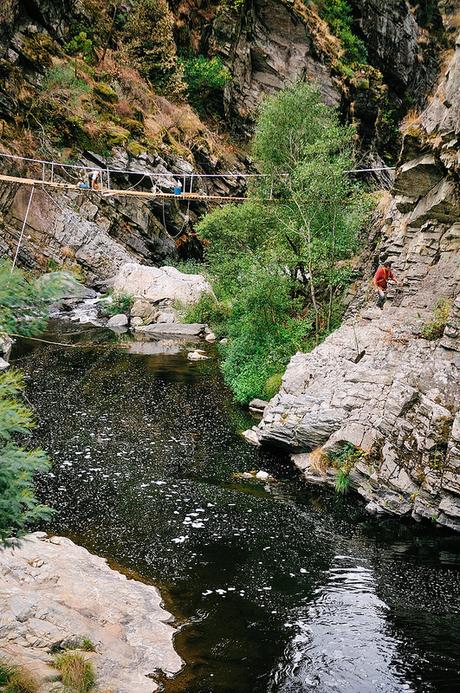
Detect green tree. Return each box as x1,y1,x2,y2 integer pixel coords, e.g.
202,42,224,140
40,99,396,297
194,82,370,403
0,260,71,544
123,0,185,97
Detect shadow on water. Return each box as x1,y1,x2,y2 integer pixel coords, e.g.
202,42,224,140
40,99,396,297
13,323,460,693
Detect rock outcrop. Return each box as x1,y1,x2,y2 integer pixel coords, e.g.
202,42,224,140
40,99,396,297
110,262,212,305
213,0,340,132
0,532,181,692
246,35,460,531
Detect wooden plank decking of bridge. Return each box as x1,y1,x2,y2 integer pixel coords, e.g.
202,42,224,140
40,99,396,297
0,173,247,201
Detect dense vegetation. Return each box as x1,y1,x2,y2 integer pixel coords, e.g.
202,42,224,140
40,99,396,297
0,261,70,545
188,83,370,403
318,0,368,65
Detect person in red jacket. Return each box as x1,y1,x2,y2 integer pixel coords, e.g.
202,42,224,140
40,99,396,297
373,261,398,308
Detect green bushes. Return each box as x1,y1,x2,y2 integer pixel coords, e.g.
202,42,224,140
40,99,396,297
318,0,367,65
421,298,452,340
0,660,39,693
195,82,370,403
100,292,133,318
0,260,70,545
328,443,363,494
181,55,230,112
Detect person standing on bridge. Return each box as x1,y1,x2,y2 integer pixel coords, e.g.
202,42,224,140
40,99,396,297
373,260,398,309
89,169,101,190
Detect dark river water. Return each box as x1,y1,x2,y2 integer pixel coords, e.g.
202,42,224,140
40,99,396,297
14,324,460,693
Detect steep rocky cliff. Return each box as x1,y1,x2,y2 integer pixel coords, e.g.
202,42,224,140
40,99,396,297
246,33,460,531
0,0,451,281
0,0,248,280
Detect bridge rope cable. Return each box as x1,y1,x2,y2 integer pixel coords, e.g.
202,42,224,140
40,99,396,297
0,150,396,208
0,150,395,181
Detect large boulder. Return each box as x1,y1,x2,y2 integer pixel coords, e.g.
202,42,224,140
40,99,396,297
111,263,212,306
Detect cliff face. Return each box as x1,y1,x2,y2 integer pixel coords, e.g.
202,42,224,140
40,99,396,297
0,0,248,280
208,0,442,157
0,0,450,280
248,35,460,531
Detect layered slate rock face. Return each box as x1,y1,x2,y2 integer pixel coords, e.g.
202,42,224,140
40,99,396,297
350,0,443,106
248,37,460,531
0,533,181,692
213,0,340,132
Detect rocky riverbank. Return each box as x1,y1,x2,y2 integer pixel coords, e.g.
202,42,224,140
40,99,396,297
244,34,460,531
0,533,182,692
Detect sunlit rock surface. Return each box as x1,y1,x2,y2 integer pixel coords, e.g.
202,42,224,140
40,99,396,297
0,533,181,692
111,263,212,305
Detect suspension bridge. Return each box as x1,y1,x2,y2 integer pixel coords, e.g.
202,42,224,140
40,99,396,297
0,151,395,203
0,150,395,271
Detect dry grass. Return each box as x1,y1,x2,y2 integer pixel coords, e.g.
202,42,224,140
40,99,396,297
0,660,39,693
308,447,330,475
294,0,342,61
400,108,421,135
448,9,460,29
53,651,96,693
100,51,155,112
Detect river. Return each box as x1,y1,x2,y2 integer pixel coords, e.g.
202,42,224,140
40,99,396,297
14,323,460,693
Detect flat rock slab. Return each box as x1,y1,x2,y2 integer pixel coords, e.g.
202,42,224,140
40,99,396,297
0,533,181,692
134,323,205,337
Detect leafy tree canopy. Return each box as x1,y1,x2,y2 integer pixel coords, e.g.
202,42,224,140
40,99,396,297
190,82,371,403
0,260,71,544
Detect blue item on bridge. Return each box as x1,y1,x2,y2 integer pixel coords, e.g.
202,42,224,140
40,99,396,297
174,184,182,196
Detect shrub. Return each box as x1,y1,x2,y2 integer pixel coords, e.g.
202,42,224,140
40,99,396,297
64,32,94,62
335,467,351,494
421,298,452,340
264,372,283,400
181,55,230,112
183,293,230,335
123,0,185,97
0,260,71,544
328,442,363,494
80,638,96,653
53,651,95,693
0,660,39,692
100,292,133,318
318,0,367,65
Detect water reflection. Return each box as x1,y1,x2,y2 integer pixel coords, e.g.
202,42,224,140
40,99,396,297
269,556,413,692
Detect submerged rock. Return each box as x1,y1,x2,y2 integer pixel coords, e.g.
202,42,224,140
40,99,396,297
0,533,181,692
135,323,206,338
187,349,209,361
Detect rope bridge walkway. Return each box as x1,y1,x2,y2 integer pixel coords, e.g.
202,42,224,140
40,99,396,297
0,151,395,203
1,151,395,271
